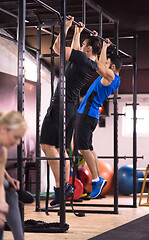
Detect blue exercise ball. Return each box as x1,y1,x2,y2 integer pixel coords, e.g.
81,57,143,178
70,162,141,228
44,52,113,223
118,165,144,196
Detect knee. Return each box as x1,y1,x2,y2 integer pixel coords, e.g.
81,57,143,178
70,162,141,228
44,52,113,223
40,144,54,154
40,143,46,153
80,149,88,155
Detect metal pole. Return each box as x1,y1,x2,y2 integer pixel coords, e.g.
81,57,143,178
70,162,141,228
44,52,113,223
82,0,86,25
0,7,18,19
34,0,131,58
0,33,16,42
34,0,62,21
36,26,41,211
51,26,55,97
6,155,144,162
118,49,132,59
113,21,119,214
45,25,55,212
86,0,118,22
133,34,138,208
99,12,103,37
34,0,113,44
59,0,66,229
17,0,26,228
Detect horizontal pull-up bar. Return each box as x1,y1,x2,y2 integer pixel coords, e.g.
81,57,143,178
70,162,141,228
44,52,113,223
86,0,118,23
34,0,131,58
34,0,115,45
40,53,59,58
34,0,62,21
65,15,110,44
7,155,143,161
107,35,135,40
34,0,109,43
118,49,132,58
122,62,133,67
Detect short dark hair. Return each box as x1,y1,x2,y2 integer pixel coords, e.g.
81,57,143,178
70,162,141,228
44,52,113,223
108,54,122,72
85,36,102,55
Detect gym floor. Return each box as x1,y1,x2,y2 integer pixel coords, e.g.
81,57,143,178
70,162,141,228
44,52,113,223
3,195,149,240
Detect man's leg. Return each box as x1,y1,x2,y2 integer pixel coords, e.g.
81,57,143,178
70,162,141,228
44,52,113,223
41,144,60,187
41,144,70,186
91,150,100,177
41,144,73,207
63,150,70,184
80,149,99,180
80,150,107,198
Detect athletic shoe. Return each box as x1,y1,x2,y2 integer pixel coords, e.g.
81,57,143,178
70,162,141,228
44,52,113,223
90,177,107,198
49,183,74,208
49,187,60,208
65,182,74,199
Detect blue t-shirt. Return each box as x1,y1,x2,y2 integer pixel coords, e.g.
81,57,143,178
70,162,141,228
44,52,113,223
78,74,120,119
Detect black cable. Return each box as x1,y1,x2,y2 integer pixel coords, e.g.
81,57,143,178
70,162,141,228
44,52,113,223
45,162,50,215
70,145,85,217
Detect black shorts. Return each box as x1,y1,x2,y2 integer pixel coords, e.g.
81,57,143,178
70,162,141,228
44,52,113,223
40,103,77,149
75,113,98,151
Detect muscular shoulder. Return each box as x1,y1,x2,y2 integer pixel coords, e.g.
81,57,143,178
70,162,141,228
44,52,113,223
101,77,112,86
101,73,120,87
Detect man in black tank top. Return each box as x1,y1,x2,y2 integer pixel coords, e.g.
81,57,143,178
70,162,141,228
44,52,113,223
40,16,102,207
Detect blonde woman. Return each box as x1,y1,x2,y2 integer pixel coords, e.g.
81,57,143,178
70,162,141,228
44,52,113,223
0,111,27,240
0,146,8,238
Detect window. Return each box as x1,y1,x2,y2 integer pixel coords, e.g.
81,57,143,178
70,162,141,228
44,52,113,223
25,57,37,82
122,105,149,137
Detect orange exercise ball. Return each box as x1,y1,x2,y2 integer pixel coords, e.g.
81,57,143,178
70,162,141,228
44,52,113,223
84,160,114,195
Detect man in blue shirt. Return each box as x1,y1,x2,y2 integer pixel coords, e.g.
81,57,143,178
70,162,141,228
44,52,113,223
76,39,122,198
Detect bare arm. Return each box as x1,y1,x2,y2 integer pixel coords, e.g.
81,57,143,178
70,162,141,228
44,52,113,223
53,16,74,61
96,39,114,83
0,148,9,228
5,169,20,191
71,22,85,50
0,148,7,202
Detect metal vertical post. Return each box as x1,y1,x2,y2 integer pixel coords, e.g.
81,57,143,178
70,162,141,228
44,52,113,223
51,26,55,97
82,0,86,25
17,0,26,225
133,34,138,208
46,26,55,211
36,26,41,211
99,12,102,37
59,0,66,228
113,21,119,214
